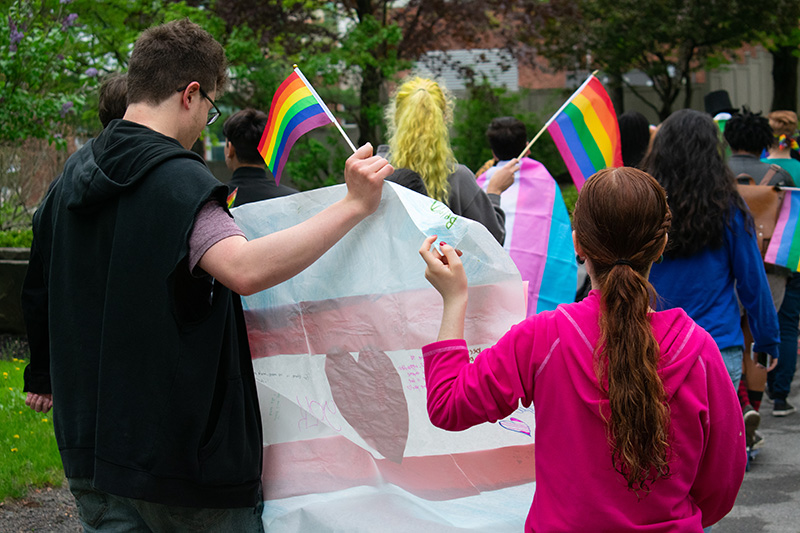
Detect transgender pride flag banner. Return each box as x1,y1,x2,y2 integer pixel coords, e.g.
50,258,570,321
232,182,532,532
478,158,577,315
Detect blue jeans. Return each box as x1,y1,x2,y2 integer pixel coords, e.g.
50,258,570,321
768,272,800,400
720,346,744,392
68,478,264,533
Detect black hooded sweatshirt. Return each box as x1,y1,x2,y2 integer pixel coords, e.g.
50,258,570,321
22,120,262,508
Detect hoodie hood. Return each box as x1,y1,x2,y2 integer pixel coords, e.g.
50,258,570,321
557,290,709,421
63,120,204,212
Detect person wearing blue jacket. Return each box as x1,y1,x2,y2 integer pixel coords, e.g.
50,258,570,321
643,109,780,454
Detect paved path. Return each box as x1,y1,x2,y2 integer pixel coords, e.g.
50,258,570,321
714,371,800,532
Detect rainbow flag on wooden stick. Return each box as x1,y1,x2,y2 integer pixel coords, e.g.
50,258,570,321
521,73,621,191
765,189,800,270
258,65,355,185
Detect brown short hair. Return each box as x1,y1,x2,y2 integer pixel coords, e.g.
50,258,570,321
222,109,269,165
98,73,128,128
768,110,798,138
127,18,227,106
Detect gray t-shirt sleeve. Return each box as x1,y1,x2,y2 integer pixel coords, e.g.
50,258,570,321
188,201,245,274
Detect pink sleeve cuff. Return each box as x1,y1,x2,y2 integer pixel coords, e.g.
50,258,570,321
422,339,467,358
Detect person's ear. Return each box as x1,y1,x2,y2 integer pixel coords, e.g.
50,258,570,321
658,232,668,256
572,230,583,257
225,140,236,161
179,81,200,109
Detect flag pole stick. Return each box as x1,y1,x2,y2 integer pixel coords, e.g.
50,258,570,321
517,70,599,160
293,65,357,153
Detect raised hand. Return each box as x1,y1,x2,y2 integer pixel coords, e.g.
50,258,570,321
343,143,394,217
486,158,519,196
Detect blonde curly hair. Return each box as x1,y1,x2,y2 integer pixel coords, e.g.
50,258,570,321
386,77,457,204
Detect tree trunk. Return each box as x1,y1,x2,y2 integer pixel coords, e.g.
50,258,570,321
608,70,624,114
771,46,798,112
682,73,693,111
358,63,384,146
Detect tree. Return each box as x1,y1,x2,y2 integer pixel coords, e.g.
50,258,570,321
0,0,99,147
531,0,779,120
757,2,800,111
450,78,565,179
1,0,225,219
208,0,529,146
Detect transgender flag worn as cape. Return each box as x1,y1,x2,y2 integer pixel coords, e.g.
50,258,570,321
478,157,577,315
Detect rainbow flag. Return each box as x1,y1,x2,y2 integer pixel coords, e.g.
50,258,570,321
258,67,334,185
226,187,238,209
765,189,800,270
546,75,622,191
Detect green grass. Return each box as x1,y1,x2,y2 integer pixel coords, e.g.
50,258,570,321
0,355,64,500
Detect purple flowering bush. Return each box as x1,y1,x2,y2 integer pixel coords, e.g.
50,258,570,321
1,1,98,149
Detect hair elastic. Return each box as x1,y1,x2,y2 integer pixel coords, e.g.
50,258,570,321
613,259,632,267
776,134,799,151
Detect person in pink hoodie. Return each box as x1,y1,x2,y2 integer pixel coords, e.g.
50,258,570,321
419,167,746,532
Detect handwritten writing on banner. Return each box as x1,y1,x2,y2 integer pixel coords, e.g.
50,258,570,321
296,395,342,432
429,199,459,229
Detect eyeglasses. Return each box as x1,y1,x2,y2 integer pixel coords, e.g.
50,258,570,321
176,85,221,126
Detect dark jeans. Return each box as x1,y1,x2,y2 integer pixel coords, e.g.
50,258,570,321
769,272,800,400
68,478,264,533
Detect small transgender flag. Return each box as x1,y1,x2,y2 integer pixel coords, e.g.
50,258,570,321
765,189,800,270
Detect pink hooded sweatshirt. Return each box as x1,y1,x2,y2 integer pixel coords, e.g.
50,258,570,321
423,290,746,532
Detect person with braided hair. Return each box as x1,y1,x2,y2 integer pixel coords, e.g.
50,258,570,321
763,110,800,417
725,107,794,186
418,167,745,531
764,110,800,184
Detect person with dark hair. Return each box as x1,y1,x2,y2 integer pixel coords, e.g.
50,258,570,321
223,108,297,207
643,109,779,454
618,110,651,168
479,116,576,315
725,108,793,186
21,18,392,531
98,72,128,128
725,108,793,430
386,167,429,196
485,116,527,160
419,167,745,531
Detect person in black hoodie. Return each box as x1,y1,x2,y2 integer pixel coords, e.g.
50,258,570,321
21,18,392,532
223,108,298,206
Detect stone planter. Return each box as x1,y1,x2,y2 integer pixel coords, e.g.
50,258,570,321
0,247,30,335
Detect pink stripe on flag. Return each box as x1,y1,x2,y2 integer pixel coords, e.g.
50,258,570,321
547,121,586,190
476,171,488,188
765,191,793,264
764,192,792,264
508,158,554,316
